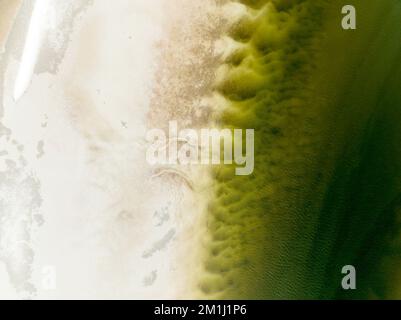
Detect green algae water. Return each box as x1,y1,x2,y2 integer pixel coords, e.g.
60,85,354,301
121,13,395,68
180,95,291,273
201,0,401,299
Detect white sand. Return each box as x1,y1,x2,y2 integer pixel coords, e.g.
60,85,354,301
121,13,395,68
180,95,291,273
0,0,220,299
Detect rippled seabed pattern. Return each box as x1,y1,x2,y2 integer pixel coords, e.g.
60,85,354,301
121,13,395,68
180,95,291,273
205,0,401,299
0,0,400,300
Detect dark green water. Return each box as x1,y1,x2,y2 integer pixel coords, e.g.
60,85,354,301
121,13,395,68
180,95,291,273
201,0,401,299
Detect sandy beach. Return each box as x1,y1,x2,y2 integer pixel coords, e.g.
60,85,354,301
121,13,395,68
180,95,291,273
0,0,221,299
